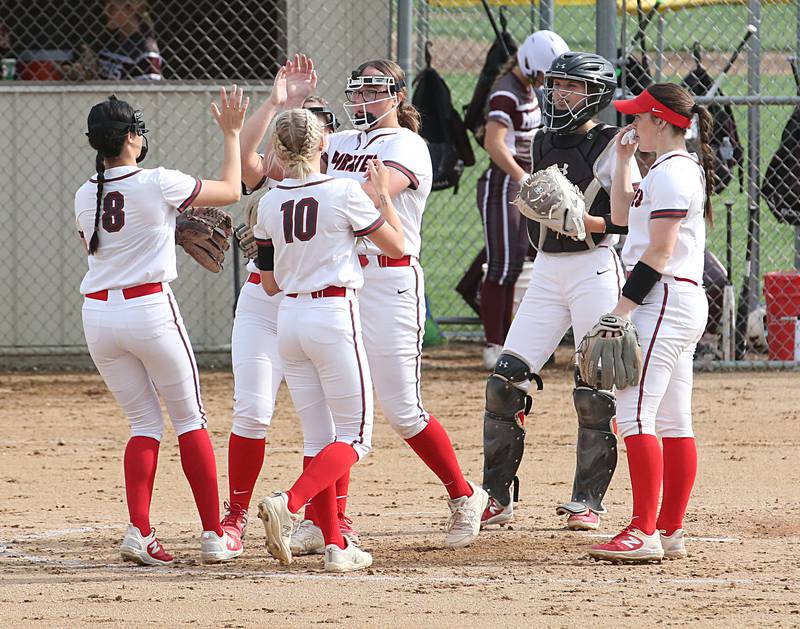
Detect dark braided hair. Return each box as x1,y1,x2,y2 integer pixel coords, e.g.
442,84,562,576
85,96,135,254
647,83,715,225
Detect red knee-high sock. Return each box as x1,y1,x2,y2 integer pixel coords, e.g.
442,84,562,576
286,443,358,513
302,456,316,523
405,417,472,500
124,436,160,536
335,470,351,520
657,437,697,534
227,433,265,511
481,279,511,346
311,483,345,549
624,434,663,535
178,429,223,536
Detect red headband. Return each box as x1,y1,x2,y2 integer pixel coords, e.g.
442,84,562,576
612,89,692,129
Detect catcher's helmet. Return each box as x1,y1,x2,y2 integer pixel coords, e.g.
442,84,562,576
542,52,616,134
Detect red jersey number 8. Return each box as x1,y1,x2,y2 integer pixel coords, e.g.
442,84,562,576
102,191,126,233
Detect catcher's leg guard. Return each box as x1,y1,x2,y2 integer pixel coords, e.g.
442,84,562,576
482,354,542,506
557,376,617,516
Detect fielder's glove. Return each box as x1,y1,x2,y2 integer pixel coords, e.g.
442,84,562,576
577,314,643,390
513,165,587,240
175,207,232,273
232,192,261,261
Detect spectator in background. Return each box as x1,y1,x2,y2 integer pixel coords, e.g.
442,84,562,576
96,0,162,80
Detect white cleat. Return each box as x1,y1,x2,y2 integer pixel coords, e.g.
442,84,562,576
446,481,489,548
660,528,687,559
290,519,325,556
588,526,664,563
200,530,243,563
120,524,174,566
324,538,373,573
257,492,295,565
480,496,513,528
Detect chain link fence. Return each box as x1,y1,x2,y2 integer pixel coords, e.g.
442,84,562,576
415,0,800,368
0,1,798,369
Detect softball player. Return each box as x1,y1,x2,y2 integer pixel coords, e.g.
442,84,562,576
588,84,712,563
254,109,405,572
75,87,248,565
477,31,569,369
480,52,642,532
241,58,488,552
221,63,341,549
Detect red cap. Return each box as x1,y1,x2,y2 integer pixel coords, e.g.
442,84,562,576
613,89,692,129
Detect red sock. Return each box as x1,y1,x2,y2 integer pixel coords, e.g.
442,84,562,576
227,433,265,510
405,417,472,500
336,470,350,519
286,442,358,513
124,436,160,536
480,279,511,346
311,483,344,549
178,429,222,536
624,434,663,535
657,437,697,534
302,456,316,522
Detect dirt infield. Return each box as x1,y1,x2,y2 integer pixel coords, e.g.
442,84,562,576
1,344,799,627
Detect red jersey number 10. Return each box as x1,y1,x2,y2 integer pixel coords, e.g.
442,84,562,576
280,196,319,243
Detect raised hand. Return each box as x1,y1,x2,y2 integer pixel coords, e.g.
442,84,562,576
269,66,287,108
211,85,250,135
284,54,318,108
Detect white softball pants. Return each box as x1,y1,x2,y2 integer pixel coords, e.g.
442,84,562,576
616,280,708,439
81,284,206,440
230,277,284,439
277,292,373,460
358,257,429,439
503,246,625,373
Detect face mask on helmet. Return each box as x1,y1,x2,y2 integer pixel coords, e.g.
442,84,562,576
86,108,150,162
305,105,341,132
542,76,614,134
343,74,401,131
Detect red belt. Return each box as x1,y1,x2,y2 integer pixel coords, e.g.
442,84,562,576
358,254,413,268
286,286,347,299
247,272,261,285
624,271,698,287
85,282,163,301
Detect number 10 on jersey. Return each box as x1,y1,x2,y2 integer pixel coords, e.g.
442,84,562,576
281,196,318,243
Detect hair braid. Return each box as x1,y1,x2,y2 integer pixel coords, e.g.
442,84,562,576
272,108,324,179
88,152,105,255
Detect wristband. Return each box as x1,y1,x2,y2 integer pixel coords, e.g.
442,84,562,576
621,261,661,304
602,214,628,235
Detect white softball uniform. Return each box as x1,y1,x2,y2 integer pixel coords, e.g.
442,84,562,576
75,165,205,440
324,126,435,439
504,142,641,373
616,151,709,439
253,174,384,458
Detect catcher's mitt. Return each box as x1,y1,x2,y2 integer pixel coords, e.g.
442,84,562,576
175,207,232,273
577,314,643,391
513,165,587,240
232,193,261,261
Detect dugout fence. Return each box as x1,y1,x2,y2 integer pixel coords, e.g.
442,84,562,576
0,0,798,369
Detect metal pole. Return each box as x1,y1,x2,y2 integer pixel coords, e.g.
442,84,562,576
748,0,761,306
388,0,395,59
596,0,617,124
397,0,414,95
540,0,554,31
795,0,800,268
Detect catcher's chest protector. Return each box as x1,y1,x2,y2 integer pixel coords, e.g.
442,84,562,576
527,125,617,253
